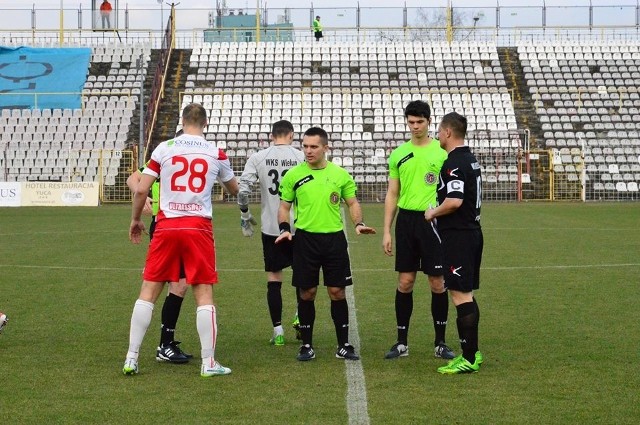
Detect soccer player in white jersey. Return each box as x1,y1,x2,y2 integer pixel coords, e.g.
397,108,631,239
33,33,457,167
238,120,305,346
123,103,239,377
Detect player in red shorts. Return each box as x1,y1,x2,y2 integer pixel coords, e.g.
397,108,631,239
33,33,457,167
122,103,239,377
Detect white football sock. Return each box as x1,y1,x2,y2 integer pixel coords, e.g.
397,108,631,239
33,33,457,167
197,304,217,364
126,299,154,360
274,325,284,336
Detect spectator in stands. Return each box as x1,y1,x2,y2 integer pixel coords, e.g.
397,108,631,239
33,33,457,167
425,112,484,374
125,130,193,365
100,0,113,29
275,127,376,362
237,120,305,346
313,16,323,41
123,103,239,377
382,100,455,361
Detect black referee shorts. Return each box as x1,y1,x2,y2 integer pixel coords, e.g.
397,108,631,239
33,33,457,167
394,208,444,276
262,232,293,272
441,229,483,292
292,229,353,288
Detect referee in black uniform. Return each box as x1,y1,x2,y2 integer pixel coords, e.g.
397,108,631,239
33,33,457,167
425,112,484,374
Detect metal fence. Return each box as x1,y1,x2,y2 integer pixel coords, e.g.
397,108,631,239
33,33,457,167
2,4,640,48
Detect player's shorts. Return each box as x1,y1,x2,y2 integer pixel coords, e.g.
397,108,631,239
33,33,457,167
441,228,483,293
394,208,444,275
262,232,293,272
143,216,217,284
148,216,185,280
292,229,353,288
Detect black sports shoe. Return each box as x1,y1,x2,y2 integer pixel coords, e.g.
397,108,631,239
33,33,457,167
434,342,456,360
173,340,193,359
156,341,190,363
335,343,360,360
296,344,316,361
384,342,409,359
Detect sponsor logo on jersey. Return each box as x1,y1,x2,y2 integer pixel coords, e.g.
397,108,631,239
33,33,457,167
169,202,203,212
424,171,437,184
330,191,340,204
397,152,414,168
293,175,314,190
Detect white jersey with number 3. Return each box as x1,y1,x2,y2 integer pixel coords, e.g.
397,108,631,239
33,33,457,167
143,134,234,220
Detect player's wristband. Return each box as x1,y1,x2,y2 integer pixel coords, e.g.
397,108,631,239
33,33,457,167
279,222,291,234
355,222,365,228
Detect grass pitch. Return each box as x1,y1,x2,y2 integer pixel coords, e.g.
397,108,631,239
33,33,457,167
0,202,639,424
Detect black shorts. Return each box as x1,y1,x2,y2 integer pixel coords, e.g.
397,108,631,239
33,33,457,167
441,229,483,292
395,208,444,275
315,31,323,40
292,229,353,288
149,216,157,240
262,233,293,272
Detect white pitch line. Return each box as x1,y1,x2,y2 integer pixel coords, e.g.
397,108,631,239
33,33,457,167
341,208,370,425
0,263,639,272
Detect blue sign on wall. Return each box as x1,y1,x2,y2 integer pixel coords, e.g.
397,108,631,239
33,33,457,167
0,46,91,110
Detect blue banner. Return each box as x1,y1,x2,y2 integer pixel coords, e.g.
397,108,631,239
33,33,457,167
0,46,91,110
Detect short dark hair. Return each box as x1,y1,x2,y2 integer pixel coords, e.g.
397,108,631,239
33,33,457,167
404,100,431,119
440,112,468,139
182,103,207,127
303,127,328,145
272,120,294,138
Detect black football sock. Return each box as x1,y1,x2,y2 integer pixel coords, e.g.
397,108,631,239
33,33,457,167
456,301,479,364
331,299,350,347
160,293,184,346
395,289,413,345
432,290,449,346
473,296,480,350
267,281,283,327
298,298,315,346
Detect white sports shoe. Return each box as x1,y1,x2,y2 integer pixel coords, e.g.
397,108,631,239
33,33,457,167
201,361,232,377
123,358,139,375
0,313,7,333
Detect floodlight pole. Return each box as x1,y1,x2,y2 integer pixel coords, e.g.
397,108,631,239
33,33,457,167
137,53,145,166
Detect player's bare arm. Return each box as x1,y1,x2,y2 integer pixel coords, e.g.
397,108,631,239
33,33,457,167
129,173,155,243
126,169,153,214
382,178,400,256
424,198,463,222
275,200,293,243
221,177,240,196
344,196,376,235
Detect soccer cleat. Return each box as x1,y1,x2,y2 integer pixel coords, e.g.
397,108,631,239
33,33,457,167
201,361,232,377
173,340,193,359
475,351,484,365
123,358,139,375
156,341,190,363
296,344,316,361
292,314,302,340
0,312,7,333
434,343,456,359
270,334,285,346
384,342,409,359
437,355,480,374
335,343,360,360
